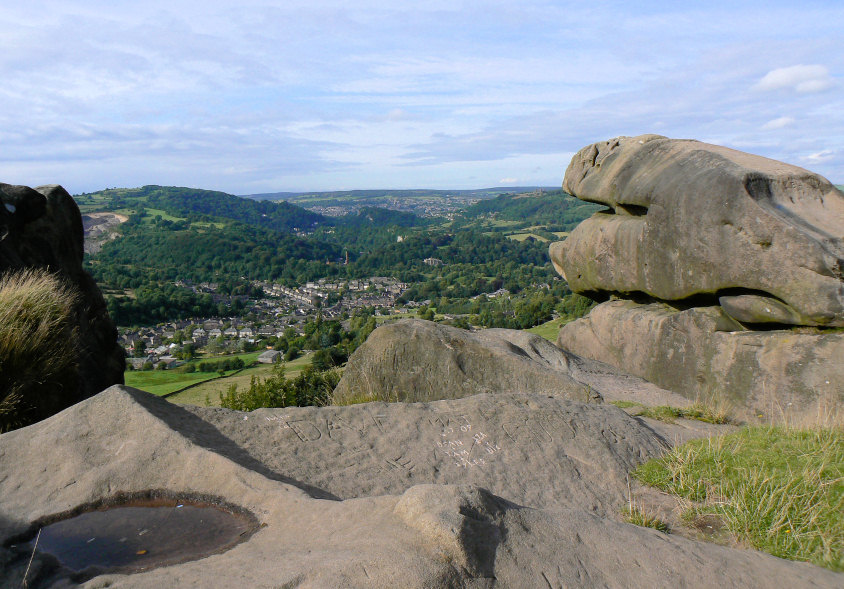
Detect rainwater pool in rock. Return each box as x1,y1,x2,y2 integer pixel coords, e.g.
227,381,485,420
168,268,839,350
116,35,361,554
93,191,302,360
24,498,259,576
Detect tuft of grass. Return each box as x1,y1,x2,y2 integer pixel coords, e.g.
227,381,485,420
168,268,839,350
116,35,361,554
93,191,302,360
610,400,733,424
609,400,639,409
622,504,670,533
634,426,843,571
0,268,80,432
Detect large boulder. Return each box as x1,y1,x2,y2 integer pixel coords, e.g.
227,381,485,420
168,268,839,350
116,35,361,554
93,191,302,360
550,134,844,326
332,319,600,405
557,299,844,419
0,183,124,429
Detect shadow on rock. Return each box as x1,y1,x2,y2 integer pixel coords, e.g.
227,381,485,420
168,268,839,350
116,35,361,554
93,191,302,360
125,387,341,501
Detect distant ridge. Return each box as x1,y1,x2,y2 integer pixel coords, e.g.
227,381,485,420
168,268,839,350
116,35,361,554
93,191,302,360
241,187,557,201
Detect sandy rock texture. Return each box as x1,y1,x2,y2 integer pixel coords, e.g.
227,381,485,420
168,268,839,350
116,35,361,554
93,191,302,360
0,183,124,414
333,318,601,404
2,385,841,588
557,300,844,418
550,136,844,415
551,134,844,326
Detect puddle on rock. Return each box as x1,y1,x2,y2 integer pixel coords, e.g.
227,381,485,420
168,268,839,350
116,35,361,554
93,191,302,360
10,495,260,578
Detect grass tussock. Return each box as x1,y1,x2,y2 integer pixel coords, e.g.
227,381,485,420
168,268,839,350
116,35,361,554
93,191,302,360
0,268,80,432
610,400,733,425
622,504,670,534
634,425,844,571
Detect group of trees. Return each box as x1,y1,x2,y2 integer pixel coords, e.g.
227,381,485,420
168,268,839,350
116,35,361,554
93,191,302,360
426,282,580,330
218,364,342,411
79,185,602,332
455,190,602,231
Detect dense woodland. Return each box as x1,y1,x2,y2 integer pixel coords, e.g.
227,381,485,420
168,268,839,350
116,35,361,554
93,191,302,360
77,186,597,328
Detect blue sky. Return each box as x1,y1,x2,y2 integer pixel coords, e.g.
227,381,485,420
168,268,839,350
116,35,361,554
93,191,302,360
1,1,842,194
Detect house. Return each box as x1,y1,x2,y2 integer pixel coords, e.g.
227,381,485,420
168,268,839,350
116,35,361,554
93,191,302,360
257,350,282,364
223,327,239,337
208,328,222,338
239,327,254,338
127,355,156,370
157,356,184,369
203,319,223,331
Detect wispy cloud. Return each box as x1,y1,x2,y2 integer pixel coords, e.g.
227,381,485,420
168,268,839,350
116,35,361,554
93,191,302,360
761,116,795,130
0,1,842,192
753,65,835,93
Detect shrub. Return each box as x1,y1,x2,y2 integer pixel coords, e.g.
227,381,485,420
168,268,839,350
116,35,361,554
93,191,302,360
219,364,341,411
0,269,80,432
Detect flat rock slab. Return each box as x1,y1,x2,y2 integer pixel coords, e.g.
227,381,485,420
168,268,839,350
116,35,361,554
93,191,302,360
188,391,666,514
2,386,841,588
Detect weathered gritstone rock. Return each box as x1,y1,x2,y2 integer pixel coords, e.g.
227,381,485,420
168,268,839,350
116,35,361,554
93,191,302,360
2,386,841,588
0,183,124,415
557,299,844,418
192,390,665,514
333,318,600,404
550,134,844,326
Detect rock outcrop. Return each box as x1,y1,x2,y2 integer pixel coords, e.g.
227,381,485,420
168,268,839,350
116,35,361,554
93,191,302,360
333,319,601,405
558,299,844,417
551,134,844,326
550,136,844,414
2,386,840,588
0,183,124,427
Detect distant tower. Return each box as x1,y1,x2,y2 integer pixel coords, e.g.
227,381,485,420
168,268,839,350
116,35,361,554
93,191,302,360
345,250,349,265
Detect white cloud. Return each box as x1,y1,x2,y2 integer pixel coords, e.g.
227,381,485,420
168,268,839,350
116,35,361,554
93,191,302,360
498,177,518,184
1,2,843,191
803,149,834,163
753,65,834,93
761,116,795,130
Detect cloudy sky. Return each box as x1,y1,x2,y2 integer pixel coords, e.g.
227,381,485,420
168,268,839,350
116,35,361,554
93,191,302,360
1,1,842,195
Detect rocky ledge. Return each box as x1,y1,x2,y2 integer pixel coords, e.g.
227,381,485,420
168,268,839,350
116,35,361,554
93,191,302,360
550,136,844,418
2,386,840,588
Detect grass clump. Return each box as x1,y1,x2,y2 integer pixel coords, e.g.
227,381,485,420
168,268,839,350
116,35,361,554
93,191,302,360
622,504,670,534
0,268,80,432
610,400,732,424
634,426,843,571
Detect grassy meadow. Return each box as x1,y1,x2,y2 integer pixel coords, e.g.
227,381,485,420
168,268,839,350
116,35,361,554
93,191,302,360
124,351,267,399
167,352,314,406
526,316,568,341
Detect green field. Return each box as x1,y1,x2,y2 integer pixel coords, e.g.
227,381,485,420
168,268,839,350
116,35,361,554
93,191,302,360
124,351,264,397
526,316,568,341
167,352,314,407
124,370,221,396
506,232,549,242
143,208,186,222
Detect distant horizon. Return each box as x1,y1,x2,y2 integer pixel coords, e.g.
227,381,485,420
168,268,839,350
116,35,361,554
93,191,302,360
71,179,844,200
73,184,563,198
2,2,842,194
